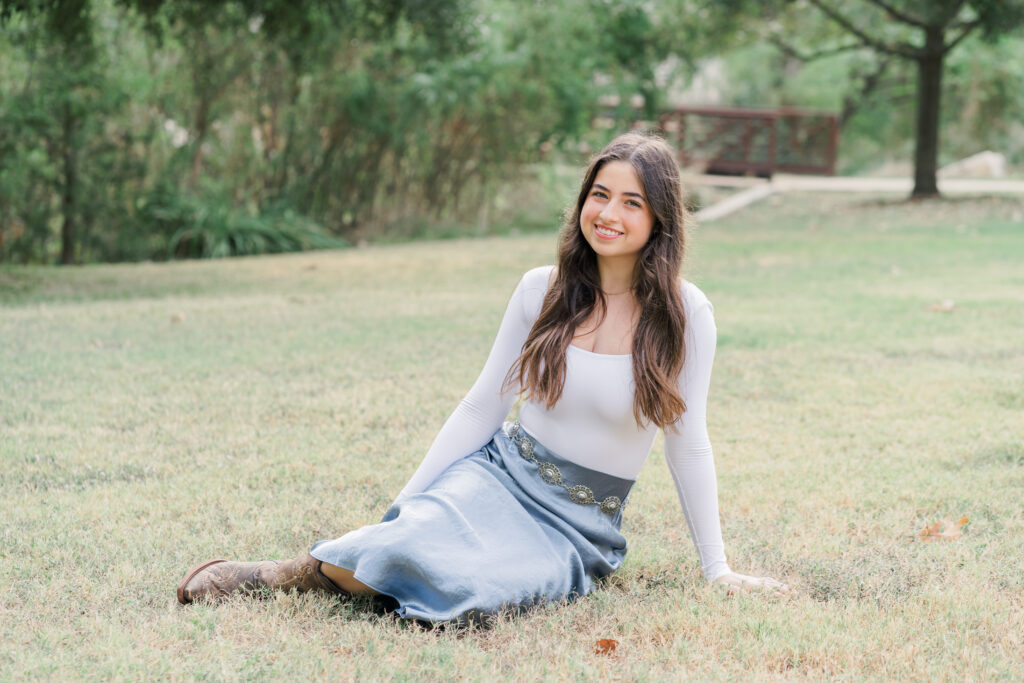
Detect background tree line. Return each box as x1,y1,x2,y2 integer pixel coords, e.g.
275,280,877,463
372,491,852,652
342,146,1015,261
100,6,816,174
0,0,715,264
1,0,1022,265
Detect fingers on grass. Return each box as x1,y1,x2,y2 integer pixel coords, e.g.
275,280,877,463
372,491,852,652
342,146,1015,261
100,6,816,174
721,577,792,597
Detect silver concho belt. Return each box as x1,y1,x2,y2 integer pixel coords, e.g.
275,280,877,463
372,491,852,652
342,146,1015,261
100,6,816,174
507,421,624,515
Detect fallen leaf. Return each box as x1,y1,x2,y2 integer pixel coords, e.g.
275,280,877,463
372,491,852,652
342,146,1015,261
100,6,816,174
594,639,618,655
925,299,955,313
921,517,968,541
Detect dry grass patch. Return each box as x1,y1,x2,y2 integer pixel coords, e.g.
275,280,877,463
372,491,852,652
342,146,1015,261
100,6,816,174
2,193,1023,679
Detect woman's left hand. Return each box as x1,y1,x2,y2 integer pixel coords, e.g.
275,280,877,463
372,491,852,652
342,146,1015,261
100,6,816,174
713,572,790,595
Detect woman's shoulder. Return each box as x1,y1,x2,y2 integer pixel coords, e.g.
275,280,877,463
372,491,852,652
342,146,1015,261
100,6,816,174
675,278,716,331
679,278,712,308
520,264,556,292
512,265,555,322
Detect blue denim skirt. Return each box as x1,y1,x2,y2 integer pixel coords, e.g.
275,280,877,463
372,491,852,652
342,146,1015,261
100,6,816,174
310,422,634,624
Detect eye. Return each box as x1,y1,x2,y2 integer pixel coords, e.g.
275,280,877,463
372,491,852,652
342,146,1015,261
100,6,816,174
626,199,643,208
591,189,608,199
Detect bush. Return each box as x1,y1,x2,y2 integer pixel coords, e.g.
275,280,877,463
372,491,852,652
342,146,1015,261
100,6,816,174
140,190,347,259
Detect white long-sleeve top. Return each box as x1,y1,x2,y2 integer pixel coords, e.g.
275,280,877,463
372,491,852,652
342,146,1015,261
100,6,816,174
397,265,730,581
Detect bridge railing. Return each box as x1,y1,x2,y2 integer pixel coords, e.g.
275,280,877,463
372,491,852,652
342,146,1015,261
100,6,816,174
659,105,839,177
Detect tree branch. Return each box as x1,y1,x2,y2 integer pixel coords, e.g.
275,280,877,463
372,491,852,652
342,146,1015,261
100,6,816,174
767,34,865,62
862,0,929,29
943,18,980,54
939,0,969,26
806,0,924,58
840,56,891,126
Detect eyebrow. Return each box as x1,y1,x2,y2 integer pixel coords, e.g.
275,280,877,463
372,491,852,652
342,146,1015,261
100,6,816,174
592,183,645,200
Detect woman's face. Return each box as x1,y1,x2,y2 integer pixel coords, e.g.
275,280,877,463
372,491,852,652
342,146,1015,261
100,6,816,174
579,161,654,266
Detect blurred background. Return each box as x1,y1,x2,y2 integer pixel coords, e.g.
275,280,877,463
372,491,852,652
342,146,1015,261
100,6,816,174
1,0,1022,265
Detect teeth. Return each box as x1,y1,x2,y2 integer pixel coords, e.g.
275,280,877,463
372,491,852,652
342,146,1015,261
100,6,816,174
595,225,622,237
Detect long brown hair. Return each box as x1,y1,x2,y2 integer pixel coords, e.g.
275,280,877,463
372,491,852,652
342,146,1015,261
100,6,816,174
506,132,690,428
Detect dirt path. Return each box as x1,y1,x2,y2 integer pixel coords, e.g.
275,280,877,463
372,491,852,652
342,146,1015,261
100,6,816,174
689,173,1024,222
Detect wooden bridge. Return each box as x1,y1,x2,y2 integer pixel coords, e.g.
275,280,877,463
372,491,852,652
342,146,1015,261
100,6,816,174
659,105,839,177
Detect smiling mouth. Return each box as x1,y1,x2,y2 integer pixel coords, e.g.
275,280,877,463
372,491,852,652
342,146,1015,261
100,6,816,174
594,224,623,239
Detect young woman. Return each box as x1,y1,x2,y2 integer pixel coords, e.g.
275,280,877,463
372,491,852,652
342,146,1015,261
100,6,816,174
177,132,788,622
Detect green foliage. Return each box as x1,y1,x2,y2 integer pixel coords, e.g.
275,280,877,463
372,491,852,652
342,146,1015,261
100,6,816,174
4,0,1023,263
943,32,1024,165
0,2,132,263
0,0,663,264
713,0,1024,175
141,190,347,259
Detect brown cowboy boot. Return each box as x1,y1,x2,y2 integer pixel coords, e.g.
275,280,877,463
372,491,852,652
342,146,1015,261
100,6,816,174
177,553,345,604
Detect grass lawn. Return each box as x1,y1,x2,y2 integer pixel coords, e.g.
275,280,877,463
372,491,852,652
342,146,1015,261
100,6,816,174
1,193,1023,680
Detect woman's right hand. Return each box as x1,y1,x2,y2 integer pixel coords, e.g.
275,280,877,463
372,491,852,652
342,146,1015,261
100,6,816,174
713,572,791,595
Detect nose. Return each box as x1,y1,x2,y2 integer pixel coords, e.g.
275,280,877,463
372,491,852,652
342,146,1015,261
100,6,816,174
598,200,619,224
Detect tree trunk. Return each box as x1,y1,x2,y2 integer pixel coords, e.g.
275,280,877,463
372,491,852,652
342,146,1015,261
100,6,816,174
190,94,210,189
912,29,944,198
189,31,213,190
271,79,302,199
60,99,77,264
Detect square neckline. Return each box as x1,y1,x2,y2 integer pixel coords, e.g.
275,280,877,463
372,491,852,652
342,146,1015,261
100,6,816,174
567,344,632,359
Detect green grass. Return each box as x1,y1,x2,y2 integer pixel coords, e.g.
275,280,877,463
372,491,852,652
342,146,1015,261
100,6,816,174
2,193,1023,680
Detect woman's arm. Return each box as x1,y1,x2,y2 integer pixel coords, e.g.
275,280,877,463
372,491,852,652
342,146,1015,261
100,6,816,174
663,289,731,581
394,267,550,500
665,287,789,593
